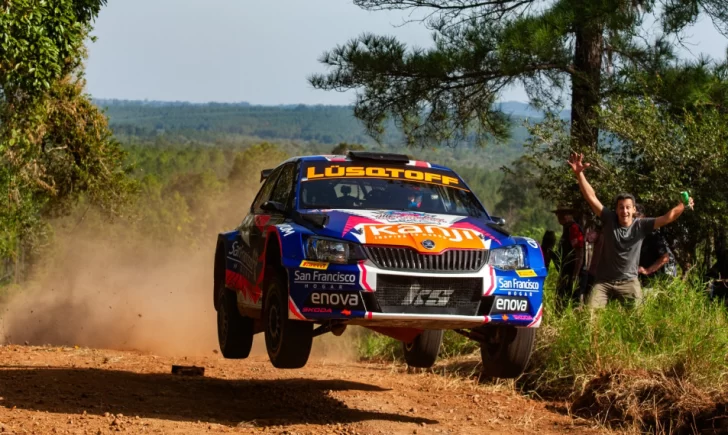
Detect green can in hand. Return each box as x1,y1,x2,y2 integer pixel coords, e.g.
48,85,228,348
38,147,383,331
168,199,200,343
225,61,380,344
681,191,690,206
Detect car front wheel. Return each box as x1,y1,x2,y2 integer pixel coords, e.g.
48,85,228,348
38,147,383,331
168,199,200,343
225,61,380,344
264,275,313,369
480,326,535,378
403,329,443,368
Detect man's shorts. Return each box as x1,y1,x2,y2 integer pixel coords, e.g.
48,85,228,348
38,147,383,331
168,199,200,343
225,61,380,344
587,278,642,309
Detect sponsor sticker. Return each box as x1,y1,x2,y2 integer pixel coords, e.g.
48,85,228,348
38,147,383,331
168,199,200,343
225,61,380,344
299,260,329,270
278,224,295,237
490,296,530,314
524,238,539,249
371,211,446,225
402,287,454,307
358,224,487,253
516,269,537,278
303,164,463,188
497,277,540,290
293,270,358,290
303,291,365,312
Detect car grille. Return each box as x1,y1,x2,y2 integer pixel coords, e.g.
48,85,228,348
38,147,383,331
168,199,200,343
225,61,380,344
374,275,482,315
364,246,488,272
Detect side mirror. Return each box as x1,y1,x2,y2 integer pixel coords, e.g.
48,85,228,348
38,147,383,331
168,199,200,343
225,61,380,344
491,216,506,226
261,201,287,215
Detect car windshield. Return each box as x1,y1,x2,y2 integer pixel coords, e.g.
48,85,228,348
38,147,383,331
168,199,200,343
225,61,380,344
298,162,487,218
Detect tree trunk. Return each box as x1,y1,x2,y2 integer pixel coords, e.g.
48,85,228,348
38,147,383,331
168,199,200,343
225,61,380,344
570,23,603,151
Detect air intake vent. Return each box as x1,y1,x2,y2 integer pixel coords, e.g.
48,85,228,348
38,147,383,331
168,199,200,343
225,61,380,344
364,246,488,273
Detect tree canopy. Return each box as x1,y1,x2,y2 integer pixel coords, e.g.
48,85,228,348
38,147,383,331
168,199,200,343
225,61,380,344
0,0,134,259
310,0,728,150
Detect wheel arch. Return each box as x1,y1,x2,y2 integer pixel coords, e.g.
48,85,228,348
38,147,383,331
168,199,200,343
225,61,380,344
262,230,286,300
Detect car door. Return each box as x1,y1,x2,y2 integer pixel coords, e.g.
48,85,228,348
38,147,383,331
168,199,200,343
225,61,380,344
239,163,297,306
237,167,281,295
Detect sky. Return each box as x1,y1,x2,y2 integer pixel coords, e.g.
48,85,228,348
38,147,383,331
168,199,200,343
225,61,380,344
85,0,728,106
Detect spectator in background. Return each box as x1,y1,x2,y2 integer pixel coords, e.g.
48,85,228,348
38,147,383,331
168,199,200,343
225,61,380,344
580,224,603,303
635,204,677,289
541,230,557,270
552,206,585,310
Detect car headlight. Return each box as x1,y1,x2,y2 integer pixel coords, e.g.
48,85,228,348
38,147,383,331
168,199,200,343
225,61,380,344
488,245,525,270
306,237,366,264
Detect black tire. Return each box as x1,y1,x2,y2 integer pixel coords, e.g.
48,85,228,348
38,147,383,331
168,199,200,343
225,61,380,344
217,290,254,359
213,242,225,310
403,329,443,368
264,276,313,369
480,326,535,379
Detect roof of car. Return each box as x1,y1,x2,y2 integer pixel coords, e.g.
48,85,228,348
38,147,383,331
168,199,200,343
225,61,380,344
288,154,452,171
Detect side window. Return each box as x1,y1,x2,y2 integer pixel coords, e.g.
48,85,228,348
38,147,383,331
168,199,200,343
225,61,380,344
269,163,297,210
252,168,281,213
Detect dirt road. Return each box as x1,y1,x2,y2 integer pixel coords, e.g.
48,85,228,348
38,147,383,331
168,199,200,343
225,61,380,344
0,345,609,435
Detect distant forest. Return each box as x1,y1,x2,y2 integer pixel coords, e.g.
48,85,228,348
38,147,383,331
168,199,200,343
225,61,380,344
97,99,559,237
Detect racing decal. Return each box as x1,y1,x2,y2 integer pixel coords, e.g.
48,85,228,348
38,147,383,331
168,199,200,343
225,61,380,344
483,266,497,296
293,269,358,290
515,269,537,278
351,223,489,254
321,155,348,162
497,277,540,290
288,296,306,320
524,238,539,249
527,305,543,328
225,270,259,303
341,214,380,237
357,262,373,292
301,162,464,189
304,291,365,312
408,160,431,168
278,224,295,237
402,286,454,307
370,211,446,225
299,260,329,270
451,221,503,245
490,296,529,313
254,215,271,231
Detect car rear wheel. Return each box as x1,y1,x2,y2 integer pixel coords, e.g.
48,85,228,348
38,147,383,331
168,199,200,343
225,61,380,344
217,290,254,359
264,275,313,369
403,329,443,368
480,326,535,379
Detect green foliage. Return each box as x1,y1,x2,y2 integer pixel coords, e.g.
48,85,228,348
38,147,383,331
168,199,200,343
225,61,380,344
311,0,728,150
0,0,105,96
0,1,134,264
526,93,728,266
229,143,289,188
530,274,728,394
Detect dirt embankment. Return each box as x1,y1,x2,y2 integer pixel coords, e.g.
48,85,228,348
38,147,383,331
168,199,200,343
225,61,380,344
0,345,606,434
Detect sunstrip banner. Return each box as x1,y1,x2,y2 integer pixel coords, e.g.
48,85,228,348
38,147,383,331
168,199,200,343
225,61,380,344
301,162,465,189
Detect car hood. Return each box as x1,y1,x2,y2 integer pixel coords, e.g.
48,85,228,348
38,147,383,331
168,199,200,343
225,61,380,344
298,209,509,253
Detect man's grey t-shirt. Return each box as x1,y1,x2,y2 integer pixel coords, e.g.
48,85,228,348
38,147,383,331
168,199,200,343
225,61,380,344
595,207,655,282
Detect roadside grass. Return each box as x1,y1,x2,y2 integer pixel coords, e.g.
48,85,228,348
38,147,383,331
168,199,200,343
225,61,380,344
355,270,728,432
529,272,728,432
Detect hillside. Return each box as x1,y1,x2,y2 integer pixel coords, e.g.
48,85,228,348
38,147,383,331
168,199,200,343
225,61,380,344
95,99,536,167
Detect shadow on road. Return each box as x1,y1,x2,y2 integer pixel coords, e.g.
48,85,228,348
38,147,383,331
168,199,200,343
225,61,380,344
0,365,438,426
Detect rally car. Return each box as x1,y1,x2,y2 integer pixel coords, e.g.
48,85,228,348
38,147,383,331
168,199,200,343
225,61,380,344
213,152,546,378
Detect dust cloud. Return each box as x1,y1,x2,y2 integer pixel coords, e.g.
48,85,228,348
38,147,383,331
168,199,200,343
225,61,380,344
0,222,361,362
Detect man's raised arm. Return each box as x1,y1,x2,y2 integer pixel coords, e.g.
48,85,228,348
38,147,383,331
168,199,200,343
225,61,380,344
654,196,694,229
568,153,604,217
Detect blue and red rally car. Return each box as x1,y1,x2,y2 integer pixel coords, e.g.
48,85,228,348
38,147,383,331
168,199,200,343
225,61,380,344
214,152,545,377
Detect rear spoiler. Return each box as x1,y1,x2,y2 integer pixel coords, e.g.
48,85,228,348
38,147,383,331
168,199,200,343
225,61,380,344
347,151,410,163
260,169,274,182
